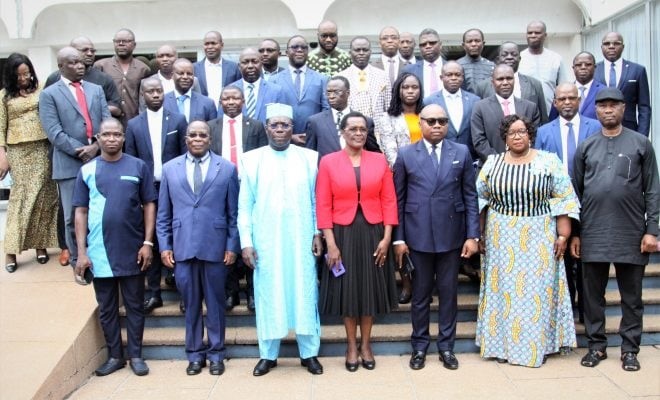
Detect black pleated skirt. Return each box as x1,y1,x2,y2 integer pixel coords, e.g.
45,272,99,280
319,209,398,317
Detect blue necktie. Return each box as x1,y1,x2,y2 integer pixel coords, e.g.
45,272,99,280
245,83,256,118
177,95,188,121
566,122,576,176
431,144,439,171
608,62,617,88
193,158,202,194
294,69,302,100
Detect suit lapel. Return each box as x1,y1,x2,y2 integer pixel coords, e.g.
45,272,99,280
198,155,221,198
414,141,436,184
519,75,532,99
197,60,208,94
618,59,630,90
175,157,196,201
255,80,266,115
459,94,473,136
325,111,341,149
551,119,563,161
57,81,84,117
242,118,251,151
436,141,454,186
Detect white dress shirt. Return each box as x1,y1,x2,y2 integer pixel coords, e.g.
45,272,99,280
559,114,580,172
157,71,175,94
146,107,164,181
575,79,593,107
512,72,522,99
205,58,223,105
185,151,211,191
442,89,464,132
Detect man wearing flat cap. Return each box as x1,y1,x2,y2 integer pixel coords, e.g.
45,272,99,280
238,103,324,376
571,87,659,372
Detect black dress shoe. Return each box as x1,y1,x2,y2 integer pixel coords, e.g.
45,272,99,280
186,360,206,375
621,352,640,371
361,357,376,370
409,350,426,370
300,357,323,375
253,359,277,376
129,358,149,376
439,350,459,370
581,349,607,367
247,295,256,311
209,361,225,375
143,297,163,313
95,357,126,376
36,250,49,264
165,271,176,287
179,300,185,314
5,262,17,273
225,293,239,311
398,290,412,304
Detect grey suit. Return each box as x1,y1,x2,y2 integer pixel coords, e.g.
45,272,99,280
470,95,540,162
39,79,110,266
474,73,548,124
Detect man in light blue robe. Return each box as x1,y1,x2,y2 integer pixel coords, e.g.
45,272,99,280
238,103,324,376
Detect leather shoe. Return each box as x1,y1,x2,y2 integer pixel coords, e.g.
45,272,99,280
179,300,185,314
621,352,640,372
59,249,70,266
300,357,323,375
95,357,126,376
186,360,206,375
164,270,176,287
253,359,277,376
5,262,17,273
225,293,239,311
581,349,607,367
439,350,459,370
247,295,256,311
209,360,225,375
143,297,163,313
409,350,426,370
129,358,149,376
398,290,412,304
36,250,49,264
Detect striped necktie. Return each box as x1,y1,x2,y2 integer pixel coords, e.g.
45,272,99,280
245,83,256,118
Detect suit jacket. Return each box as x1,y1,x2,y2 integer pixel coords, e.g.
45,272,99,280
594,59,651,136
470,95,540,162
371,57,404,81
39,80,110,179
270,67,329,134
548,80,606,122
124,109,188,177
316,150,398,228
305,109,380,159
137,73,201,113
156,152,240,262
193,57,242,97
163,91,217,122
225,78,289,124
535,115,601,165
423,89,481,160
393,139,479,253
475,73,548,123
207,115,268,156
401,58,446,92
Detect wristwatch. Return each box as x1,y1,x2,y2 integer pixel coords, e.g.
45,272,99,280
472,238,480,242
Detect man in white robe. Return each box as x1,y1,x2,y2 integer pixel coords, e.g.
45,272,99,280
238,103,324,376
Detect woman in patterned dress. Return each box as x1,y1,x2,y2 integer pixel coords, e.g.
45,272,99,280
0,53,58,272
475,115,579,367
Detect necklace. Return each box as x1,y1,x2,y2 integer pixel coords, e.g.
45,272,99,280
506,147,532,164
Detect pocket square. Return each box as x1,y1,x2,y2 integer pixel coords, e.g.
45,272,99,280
165,130,177,136
452,160,460,164
628,80,637,83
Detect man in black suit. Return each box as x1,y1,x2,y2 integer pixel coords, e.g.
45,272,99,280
594,32,651,136
305,76,379,160
208,85,268,312
474,42,547,124
471,64,540,163
124,77,188,313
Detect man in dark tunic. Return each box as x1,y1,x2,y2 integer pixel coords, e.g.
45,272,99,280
571,88,659,372
74,118,157,377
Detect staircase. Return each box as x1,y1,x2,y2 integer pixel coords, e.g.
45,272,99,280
123,258,660,360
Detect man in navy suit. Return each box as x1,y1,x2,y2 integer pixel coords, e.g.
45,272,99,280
423,61,480,162
193,31,241,106
393,104,479,371
550,52,606,120
270,35,329,145
164,59,217,123
471,64,541,163
39,46,110,282
536,83,601,322
401,28,445,97
157,120,240,376
305,76,379,159
125,77,188,313
594,32,651,136
208,85,268,312
227,47,288,125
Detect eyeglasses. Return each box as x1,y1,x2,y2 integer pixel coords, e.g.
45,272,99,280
258,48,278,53
602,41,623,46
187,132,209,139
506,129,528,137
268,122,292,130
421,117,449,126
288,45,308,51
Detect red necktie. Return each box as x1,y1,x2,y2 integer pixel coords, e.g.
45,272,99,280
228,119,238,171
70,82,93,140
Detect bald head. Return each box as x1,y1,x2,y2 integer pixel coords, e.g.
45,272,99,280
69,36,96,67
419,104,448,144
553,83,580,120
239,47,262,83
317,20,339,53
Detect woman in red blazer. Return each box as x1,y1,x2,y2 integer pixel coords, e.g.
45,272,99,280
316,111,398,372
